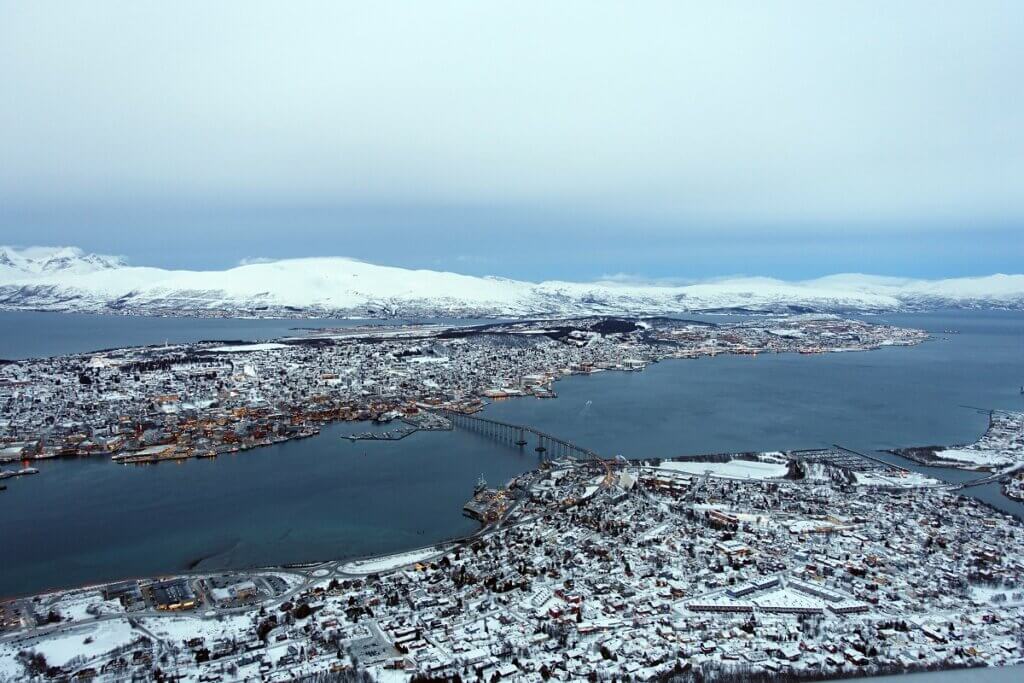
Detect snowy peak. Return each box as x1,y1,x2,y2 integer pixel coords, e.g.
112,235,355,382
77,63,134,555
0,246,125,276
0,245,1022,317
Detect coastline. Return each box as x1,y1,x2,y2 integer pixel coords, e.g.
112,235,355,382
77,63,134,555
3,315,928,468
5,437,1024,681
6,406,1022,598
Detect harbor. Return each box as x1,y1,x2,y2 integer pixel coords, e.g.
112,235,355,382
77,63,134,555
343,411,453,442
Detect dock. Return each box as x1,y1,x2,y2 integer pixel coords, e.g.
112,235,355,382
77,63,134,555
344,413,453,442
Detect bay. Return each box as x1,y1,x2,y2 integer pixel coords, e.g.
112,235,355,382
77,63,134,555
0,311,494,360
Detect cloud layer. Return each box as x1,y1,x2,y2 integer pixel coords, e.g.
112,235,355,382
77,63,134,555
1,2,1021,277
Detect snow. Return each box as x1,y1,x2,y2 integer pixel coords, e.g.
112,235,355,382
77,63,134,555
925,413,1024,471
30,619,137,667
789,520,842,533
0,652,23,682
752,588,826,611
659,459,788,480
969,585,1024,606
3,245,1024,316
934,448,1014,467
370,666,410,683
208,342,290,352
0,245,124,276
141,613,253,643
46,590,122,622
339,546,448,575
853,470,943,488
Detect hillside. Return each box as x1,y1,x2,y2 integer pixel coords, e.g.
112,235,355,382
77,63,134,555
2,246,1023,317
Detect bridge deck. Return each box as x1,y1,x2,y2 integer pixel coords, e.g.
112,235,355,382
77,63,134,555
437,409,601,460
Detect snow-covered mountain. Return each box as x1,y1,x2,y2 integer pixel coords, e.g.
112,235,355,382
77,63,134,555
1,245,1022,318
0,246,125,276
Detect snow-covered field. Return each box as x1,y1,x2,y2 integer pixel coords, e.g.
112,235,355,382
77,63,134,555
141,613,253,643
338,545,450,575
658,459,788,480
932,448,1014,468
0,619,137,671
969,585,1024,606
0,653,23,682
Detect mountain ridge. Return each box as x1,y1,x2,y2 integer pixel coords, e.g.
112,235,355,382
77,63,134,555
1,245,1023,318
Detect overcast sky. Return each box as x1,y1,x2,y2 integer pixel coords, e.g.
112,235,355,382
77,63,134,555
1,1,1022,281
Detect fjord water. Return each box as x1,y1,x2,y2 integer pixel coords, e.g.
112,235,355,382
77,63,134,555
1,422,533,598
0,311,496,360
2,310,1023,597
487,311,1024,464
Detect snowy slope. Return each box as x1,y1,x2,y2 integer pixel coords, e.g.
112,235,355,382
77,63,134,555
0,245,1022,317
0,245,125,276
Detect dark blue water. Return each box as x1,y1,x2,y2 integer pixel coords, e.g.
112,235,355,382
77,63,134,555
0,311,496,360
1,310,1023,598
484,310,1024,515
842,666,1024,683
486,311,1024,459
0,421,532,598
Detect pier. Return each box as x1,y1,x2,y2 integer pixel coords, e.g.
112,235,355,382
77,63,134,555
344,412,453,442
345,426,419,442
436,409,600,461
790,445,907,473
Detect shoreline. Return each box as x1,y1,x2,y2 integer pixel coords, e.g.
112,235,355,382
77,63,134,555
5,408,1021,600
4,316,927,469
4,443,1024,682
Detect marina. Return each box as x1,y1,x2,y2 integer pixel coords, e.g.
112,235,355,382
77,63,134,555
344,411,454,442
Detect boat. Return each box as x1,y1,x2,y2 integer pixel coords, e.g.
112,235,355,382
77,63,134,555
17,467,39,476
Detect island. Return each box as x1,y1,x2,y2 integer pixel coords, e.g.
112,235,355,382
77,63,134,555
0,316,926,479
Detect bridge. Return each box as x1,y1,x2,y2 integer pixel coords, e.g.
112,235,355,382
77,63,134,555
436,409,601,461
952,463,1024,491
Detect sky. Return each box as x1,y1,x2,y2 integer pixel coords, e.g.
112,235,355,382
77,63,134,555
1,1,1022,282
